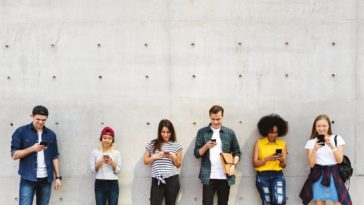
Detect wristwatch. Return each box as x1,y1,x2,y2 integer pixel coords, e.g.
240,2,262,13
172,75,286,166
55,176,62,180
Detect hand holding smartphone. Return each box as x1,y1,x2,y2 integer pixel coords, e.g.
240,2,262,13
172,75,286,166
40,141,48,146
103,155,110,161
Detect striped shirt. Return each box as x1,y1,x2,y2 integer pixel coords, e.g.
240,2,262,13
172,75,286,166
145,141,182,180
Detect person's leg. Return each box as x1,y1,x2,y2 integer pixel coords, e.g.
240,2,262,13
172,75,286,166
164,175,180,205
271,174,286,205
95,180,107,205
202,180,218,205
256,174,272,205
150,178,164,205
35,178,52,205
107,180,119,205
314,201,326,205
216,180,230,205
19,178,36,205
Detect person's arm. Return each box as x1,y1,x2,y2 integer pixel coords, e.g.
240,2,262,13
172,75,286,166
144,151,163,165
278,144,287,168
307,144,318,168
169,150,183,168
325,136,344,163
194,130,216,158
53,159,62,190
12,144,45,160
252,141,280,168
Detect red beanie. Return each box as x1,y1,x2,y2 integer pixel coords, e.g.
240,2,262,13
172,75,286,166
101,127,115,138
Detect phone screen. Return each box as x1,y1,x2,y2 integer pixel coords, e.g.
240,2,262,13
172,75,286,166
210,139,216,142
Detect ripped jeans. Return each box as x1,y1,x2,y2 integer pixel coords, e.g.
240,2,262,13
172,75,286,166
255,171,286,205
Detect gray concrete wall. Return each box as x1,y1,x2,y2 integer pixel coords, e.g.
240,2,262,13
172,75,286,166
0,0,362,204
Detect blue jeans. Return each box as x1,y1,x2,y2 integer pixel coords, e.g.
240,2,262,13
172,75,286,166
95,179,119,205
19,178,51,205
256,171,286,205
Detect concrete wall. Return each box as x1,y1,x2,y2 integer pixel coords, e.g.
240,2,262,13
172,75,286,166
0,0,362,204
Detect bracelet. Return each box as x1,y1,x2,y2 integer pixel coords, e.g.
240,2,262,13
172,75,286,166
232,163,237,166
332,147,337,151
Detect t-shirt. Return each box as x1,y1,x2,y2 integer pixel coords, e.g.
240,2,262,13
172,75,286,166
255,137,286,172
145,141,182,179
304,134,345,166
209,127,227,179
37,131,48,178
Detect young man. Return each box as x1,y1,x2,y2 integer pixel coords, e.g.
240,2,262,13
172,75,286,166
11,105,62,205
194,105,241,205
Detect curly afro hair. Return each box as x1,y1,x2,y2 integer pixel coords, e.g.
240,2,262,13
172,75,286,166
257,114,288,137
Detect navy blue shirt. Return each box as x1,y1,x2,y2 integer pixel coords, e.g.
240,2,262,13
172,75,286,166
11,123,59,182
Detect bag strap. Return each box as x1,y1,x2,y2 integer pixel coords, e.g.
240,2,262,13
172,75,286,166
334,135,337,147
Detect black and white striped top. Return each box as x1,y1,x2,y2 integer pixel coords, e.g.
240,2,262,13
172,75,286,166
145,141,182,179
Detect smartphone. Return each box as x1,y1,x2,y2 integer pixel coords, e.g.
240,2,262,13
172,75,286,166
103,155,110,160
317,134,325,146
163,151,170,155
40,141,48,146
210,139,216,142
275,149,282,156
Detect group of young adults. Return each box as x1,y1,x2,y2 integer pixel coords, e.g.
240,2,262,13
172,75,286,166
10,105,352,205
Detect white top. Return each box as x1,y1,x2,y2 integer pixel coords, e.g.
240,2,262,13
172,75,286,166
209,127,227,180
37,131,48,178
89,148,122,180
145,141,182,179
304,134,345,166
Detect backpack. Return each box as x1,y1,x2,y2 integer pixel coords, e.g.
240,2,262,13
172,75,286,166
334,135,353,184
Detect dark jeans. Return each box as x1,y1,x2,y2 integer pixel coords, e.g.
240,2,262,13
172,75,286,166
19,177,51,205
150,175,180,205
255,171,286,205
94,179,119,205
202,179,230,205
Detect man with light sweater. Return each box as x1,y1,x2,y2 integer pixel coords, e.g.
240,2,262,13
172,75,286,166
194,105,241,205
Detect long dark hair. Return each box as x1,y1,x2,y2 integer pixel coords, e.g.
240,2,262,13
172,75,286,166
310,114,332,139
152,119,176,152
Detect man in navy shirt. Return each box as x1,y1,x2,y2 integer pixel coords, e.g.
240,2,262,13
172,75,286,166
11,105,62,205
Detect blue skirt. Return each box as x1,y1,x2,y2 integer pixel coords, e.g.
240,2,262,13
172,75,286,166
312,174,338,201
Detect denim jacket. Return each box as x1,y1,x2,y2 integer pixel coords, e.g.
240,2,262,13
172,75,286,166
11,123,59,183
194,125,241,185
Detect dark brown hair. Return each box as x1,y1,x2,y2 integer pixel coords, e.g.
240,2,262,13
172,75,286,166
209,105,224,116
152,119,176,152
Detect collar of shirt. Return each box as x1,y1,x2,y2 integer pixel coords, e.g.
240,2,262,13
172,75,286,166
263,137,278,145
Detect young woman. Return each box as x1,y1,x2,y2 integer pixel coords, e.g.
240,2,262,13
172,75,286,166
300,114,352,205
252,114,288,205
89,127,122,205
144,119,183,205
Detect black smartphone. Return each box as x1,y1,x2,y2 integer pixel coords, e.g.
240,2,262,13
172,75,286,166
210,139,216,142
275,149,282,156
163,151,170,155
317,134,325,146
40,141,48,146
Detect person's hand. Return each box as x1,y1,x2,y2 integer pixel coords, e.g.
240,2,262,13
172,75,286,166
204,141,217,149
265,154,280,162
32,143,46,152
54,179,62,191
229,164,236,176
167,152,177,160
105,157,114,165
325,136,334,149
151,152,164,160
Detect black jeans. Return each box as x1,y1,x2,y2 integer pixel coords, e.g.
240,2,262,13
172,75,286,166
203,179,230,205
150,175,180,205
